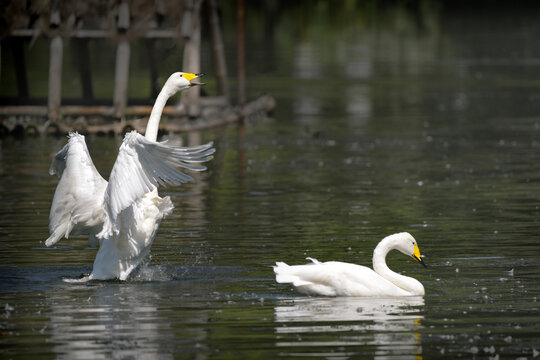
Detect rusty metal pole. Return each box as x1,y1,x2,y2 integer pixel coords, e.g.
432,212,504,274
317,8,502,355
236,0,246,107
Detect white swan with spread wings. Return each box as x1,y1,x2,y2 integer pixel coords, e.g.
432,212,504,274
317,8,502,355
46,72,214,281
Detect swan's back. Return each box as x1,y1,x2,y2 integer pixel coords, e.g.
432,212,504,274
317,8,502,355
274,259,412,297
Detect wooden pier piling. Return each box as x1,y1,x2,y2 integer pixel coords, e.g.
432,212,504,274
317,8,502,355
0,0,275,136
236,0,246,106
113,40,130,118
209,0,229,98
47,0,62,121
181,0,203,118
113,1,131,119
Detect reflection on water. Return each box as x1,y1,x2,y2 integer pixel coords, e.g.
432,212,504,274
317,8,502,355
275,296,424,359
47,283,176,360
1,265,234,359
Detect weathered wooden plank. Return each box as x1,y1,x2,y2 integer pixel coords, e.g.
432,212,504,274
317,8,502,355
0,95,276,135
11,29,178,39
0,97,230,116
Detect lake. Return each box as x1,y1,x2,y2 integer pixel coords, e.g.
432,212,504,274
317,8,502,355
2,3,540,359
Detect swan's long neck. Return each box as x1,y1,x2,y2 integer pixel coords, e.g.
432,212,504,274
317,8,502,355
145,86,174,142
372,235,424,295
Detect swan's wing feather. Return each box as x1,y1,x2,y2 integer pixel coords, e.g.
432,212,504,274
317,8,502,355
46,133,108,246
105,131,214,224
274,262,339,296
274,261,329,287
274,261,383,296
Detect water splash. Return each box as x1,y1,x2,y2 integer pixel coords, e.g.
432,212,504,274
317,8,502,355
131,264,174,282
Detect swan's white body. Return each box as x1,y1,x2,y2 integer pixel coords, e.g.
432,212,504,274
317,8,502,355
274,232,426,297
46,72,213,280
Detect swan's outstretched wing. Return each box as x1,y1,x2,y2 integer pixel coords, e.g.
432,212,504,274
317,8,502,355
46,133,108,246
103,131,214,230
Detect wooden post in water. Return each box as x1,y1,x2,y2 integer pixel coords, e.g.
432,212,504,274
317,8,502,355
236,0,246,106
113,42,130,118
113,1,130,118
48,0,62,121
181,0,203,117
48,37,63,121
209,0,229,98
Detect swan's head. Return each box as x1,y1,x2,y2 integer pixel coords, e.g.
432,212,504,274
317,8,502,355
391,232,427,268
164,72,205,95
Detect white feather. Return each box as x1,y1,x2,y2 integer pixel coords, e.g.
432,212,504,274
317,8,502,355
103,131,214,232
46,133,107,247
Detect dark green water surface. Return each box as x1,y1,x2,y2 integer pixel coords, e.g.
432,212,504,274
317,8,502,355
2,3,540,359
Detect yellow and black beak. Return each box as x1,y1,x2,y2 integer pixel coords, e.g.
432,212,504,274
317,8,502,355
412,245,427,268
182,72,206,86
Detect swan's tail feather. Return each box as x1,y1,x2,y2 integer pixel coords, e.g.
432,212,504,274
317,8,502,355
45,222,73,247
306,257,321,265
96,217,114,240
45,232,62,247
274,262,313,287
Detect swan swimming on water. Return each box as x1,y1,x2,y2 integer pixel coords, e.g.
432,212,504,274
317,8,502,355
274,232,427,297
46,72,214,281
